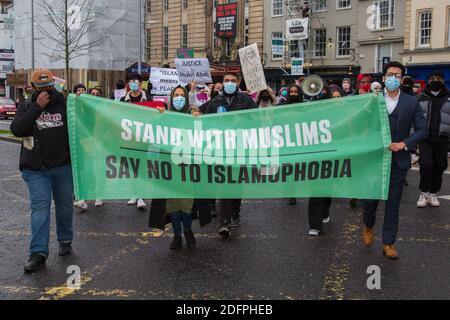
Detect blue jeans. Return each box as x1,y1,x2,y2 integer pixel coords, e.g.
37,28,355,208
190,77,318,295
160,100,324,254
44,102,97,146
170,211,192,236
22,165,74,257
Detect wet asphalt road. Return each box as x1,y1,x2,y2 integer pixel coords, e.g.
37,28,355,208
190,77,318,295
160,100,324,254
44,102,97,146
0,139,449,300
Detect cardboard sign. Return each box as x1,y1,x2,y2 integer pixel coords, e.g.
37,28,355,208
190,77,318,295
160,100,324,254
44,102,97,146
238,43,267,93
6,73,27,87
174,58,212,84
150,67,180,96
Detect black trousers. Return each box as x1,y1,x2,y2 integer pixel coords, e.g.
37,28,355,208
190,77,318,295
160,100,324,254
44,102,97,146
218,199,242,225
308,198,331,231
363,164,408,245
419,138,449,193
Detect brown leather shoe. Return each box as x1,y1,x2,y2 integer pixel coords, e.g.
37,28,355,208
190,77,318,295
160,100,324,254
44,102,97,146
383,244,399,259
362,226,374,247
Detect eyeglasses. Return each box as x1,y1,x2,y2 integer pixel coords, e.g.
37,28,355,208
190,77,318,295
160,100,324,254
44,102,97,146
386,73,402,79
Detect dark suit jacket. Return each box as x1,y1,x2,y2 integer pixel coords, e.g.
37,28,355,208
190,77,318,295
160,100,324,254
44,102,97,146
388,92,428,170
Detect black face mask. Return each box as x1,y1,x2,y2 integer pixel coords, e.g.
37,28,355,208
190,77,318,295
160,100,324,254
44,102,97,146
288,95,302,103
261,95,271,102
211,90,220,98
34,87,53,99
429,81,444,92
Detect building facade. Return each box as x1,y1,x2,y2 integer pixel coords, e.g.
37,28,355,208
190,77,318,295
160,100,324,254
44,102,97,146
357,0,405,75
263,0,362,89
145,0,264,83
145,0,210,67
402,0,450,87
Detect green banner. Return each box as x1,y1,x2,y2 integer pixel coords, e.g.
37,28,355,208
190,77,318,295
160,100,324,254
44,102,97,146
67,94,391,200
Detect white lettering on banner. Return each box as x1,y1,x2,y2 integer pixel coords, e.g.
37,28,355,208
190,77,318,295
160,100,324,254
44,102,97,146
120,118,333,150
239,43,267,93
175,58,212,84
150,67,180,96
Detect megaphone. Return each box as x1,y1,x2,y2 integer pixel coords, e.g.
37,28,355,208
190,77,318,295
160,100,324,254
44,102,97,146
301,75,324,97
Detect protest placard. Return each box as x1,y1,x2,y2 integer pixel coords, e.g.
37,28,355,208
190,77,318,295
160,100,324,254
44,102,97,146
150,67,180,96
175,58,212,84
238,43,267,93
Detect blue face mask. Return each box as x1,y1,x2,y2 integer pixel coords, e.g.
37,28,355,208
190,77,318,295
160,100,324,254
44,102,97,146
172,96,186,110
385,76,401,92
129,82,140,92
224,81,237,95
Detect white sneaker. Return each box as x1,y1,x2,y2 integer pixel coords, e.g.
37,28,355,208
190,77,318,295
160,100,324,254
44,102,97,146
94,200,103,207
128,198,137,205
137,198,147,209
322,217,330,224
74,200,88,211
308,229,320,236
428,194,440,207
417,193,428,208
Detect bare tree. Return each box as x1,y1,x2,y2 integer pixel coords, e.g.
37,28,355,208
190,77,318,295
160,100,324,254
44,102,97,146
36,0,104,92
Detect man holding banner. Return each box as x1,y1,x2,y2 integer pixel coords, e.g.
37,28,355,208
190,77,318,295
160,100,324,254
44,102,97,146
362,62,428,259
121,74,150,210
201,72,257,238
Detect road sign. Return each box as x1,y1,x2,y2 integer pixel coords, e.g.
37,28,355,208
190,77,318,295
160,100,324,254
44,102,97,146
6,73,28,87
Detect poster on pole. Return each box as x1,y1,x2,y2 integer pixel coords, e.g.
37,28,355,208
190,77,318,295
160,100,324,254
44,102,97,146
286,18,309,41
238,43,267,93
150,67,180,96
291,58,304,76
174,58,212,84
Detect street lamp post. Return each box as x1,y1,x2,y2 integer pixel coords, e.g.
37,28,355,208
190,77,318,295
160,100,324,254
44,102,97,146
138,0,142,75
31,0,35,69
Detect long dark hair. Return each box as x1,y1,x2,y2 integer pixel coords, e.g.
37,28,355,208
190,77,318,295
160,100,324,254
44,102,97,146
286,84,303,104
169,85,190,113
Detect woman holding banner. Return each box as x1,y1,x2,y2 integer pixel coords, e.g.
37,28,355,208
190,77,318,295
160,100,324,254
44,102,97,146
149,85,211,249
279,84,304,205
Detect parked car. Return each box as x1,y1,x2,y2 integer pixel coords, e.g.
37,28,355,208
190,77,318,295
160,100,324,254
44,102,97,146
0,97,17,119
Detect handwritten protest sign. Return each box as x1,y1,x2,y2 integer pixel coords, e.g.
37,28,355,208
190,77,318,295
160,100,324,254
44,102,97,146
150,67,180,96
239,43,267,93
175,58,212,84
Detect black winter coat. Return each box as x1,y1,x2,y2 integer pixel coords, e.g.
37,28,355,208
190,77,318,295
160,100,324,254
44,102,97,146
10,90,71,171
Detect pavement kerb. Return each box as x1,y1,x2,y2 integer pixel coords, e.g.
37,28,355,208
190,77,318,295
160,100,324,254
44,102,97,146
0,135,21,144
